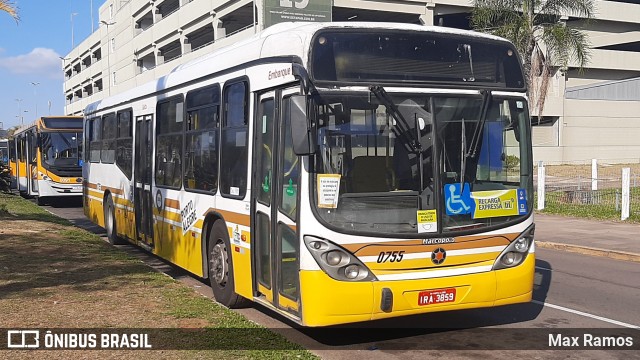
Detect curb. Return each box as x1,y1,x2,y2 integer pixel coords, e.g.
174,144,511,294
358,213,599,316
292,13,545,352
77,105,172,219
537,241,640,263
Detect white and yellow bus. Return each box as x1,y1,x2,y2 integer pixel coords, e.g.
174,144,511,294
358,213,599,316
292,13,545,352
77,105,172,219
11,117,84,204
83,22,535,326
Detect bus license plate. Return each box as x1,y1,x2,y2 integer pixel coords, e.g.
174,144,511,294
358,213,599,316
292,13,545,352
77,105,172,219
418,288,456,306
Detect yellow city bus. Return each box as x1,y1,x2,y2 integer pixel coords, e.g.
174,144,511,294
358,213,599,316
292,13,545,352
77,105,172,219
83,22,535,326
11,116,83,204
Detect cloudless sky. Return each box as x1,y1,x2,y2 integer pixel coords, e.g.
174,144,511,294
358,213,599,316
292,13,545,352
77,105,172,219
0,0,96,130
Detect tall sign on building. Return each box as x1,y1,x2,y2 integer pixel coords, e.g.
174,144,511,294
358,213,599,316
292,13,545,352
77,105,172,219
263,0,332,28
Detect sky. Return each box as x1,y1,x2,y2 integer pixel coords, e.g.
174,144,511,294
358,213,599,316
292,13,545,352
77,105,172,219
0,0,96,130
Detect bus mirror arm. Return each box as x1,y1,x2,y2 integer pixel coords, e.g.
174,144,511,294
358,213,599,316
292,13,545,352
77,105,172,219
292,64,318,97
290,95,316,156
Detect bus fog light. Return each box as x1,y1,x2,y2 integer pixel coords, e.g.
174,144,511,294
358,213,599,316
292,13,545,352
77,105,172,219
514,238,528,252
326,251,344,266
344,264,361,279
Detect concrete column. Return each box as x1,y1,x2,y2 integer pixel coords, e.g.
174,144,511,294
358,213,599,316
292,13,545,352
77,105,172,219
155,43,164,66
419,2,435,26
152,1,161,23
214,18,226,40
180,29,191,54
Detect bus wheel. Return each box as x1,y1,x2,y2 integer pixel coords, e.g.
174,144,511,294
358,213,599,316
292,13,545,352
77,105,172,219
104,195,125,245
36,196,46,206
208,220,248,308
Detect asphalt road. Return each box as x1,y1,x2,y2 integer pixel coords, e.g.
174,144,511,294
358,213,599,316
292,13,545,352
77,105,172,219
41,199,640,359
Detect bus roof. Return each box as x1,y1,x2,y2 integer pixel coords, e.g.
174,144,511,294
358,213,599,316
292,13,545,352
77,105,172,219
85,22,515,115
11,116,83,136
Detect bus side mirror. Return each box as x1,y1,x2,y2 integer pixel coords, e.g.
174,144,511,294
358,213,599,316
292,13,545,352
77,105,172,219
290,95,315,155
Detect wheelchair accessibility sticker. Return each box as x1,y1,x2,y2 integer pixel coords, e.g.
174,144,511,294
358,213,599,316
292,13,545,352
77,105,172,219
445,183,528,219
445,183,473,216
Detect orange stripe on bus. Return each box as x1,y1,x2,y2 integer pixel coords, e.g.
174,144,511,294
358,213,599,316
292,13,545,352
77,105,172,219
205,208,251,227
164,198,180,209
342,234,515,254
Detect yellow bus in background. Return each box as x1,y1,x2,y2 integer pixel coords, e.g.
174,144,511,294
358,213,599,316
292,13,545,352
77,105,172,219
82,22,535,326
11,116,83,205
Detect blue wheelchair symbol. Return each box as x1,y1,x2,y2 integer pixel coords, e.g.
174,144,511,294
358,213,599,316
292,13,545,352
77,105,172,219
445,183,473,216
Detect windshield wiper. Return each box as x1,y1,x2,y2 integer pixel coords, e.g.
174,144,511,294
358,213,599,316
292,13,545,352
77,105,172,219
369,86,420,154
467,90,492,159
370,85,427,196
459,90,491,186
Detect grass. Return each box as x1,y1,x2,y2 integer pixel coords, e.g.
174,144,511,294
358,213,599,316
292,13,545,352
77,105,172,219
0,192,318,359
534,187,640,223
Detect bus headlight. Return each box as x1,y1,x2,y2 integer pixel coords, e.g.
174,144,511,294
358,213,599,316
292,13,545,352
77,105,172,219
325,250,346,266
514,237,529,252
492,224,535,270
304,235,377,282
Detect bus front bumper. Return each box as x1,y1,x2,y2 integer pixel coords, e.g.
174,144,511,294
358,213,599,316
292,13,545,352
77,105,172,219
299,254,534,327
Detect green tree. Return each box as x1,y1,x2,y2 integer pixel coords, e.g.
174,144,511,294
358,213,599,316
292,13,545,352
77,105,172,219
0,0,18,22
471,0,594,116
0,160,10,193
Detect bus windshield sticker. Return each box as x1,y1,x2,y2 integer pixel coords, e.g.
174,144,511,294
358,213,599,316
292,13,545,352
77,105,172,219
230,187,240,196
517,189,528,215
286,178,295,196
262,170,271,193
417,209,437,233
176,102,184,123
470,189,519,219
317,174,341,208
444,183,473,216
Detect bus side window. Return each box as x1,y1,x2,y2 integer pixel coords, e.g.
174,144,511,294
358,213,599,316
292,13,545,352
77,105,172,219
116,110,133,179
220,80,248,198
101,113,117,164
89,117,102,163
184,85,220,193
155,96,184,189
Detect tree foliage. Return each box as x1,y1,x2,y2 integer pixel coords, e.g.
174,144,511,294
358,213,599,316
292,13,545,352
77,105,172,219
0,160,11,193
0,0,18,22
471,0,595,116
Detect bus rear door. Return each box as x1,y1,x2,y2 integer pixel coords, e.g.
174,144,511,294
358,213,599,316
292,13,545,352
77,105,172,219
134,114,154,246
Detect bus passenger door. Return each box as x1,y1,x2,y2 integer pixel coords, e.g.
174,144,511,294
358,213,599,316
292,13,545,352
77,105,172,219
134,115,154,246
252,87,301,317
27,131,38,195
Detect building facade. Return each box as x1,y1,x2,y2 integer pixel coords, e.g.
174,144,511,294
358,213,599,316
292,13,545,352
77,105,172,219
63,0,640,164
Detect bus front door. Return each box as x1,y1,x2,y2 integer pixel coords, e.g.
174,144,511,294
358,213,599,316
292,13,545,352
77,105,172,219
134,115,154,246
252,87,301,317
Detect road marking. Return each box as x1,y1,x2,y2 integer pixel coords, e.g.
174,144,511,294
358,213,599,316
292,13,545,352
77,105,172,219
532,300,640,329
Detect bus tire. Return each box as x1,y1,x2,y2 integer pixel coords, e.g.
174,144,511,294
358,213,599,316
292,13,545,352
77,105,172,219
36,196,46,206
104,195,126,245
208,220,248,308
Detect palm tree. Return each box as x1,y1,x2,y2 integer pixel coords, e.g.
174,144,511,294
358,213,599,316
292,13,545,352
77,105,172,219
0,0,18,22
471,0,595,117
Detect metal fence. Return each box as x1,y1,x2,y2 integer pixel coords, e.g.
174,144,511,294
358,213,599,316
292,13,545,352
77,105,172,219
534,160,640,221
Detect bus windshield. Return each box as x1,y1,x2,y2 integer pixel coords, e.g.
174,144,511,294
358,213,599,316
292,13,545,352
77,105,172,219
311,90,532,235
41,132,83,169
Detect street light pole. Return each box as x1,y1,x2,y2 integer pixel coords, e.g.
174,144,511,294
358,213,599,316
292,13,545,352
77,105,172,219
15,99,23,126
71,12,79,48
101,20,116,96
31,82,40,119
